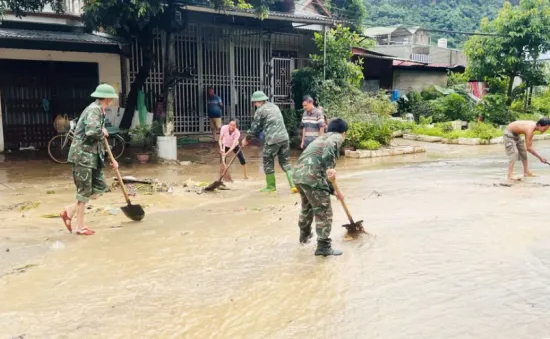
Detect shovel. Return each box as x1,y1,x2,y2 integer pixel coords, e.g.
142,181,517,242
205,149,241,192
329,178,366,234
104,138,145,221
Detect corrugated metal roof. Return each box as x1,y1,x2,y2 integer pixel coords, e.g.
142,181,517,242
392,60,463,69
186,5,338,24
0,28,119,45
364,25,423,37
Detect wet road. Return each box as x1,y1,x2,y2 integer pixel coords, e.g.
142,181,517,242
2,142,550,338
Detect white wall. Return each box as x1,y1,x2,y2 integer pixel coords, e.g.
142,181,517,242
0,49,121,106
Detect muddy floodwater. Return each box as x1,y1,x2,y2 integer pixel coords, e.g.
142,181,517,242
2,141,550,338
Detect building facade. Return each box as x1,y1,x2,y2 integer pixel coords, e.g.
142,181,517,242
0,0,122,151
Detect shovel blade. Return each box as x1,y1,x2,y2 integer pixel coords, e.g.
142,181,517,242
204,180,223,192
342,220,366,233
121,204,145,221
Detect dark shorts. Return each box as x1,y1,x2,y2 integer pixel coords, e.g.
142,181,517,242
224,146,246,165
73,165,107,203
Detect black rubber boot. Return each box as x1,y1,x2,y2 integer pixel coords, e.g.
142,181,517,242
299,230,313,244
315,239,343,256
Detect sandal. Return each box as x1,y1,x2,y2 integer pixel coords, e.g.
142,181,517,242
60,210,73,233
76,227,95,236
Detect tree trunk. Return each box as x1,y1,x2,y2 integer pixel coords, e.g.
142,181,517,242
506,75,515,107
528,85,534,108
120,28,154,130
163,30,176,136
523,82,530,111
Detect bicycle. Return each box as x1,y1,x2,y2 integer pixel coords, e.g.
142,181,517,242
48,119,126,164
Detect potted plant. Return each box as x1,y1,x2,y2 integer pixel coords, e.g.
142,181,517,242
130,124,155,163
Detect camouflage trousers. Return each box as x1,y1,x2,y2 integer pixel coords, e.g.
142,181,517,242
73,164,107,203
296,184,333,246
263,140,292,175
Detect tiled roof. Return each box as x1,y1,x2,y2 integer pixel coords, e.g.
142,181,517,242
0,28,119,45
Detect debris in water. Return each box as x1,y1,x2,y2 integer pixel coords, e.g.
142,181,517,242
11,334,26,339
42,213,60,219
6,248,9,252
369,190,381,197
180,161,191,166
0,201,40,212
46,190,56,194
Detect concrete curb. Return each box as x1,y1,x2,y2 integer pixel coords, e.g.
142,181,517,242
346,145,426,158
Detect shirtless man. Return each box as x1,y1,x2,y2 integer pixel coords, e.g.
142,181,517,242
504,118,550,181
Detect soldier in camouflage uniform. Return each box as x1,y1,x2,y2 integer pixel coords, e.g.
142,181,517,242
292,118,348,256
59,84,119,236
241,91,297,193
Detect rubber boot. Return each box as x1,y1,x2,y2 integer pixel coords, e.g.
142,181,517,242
260,173,276,192
285,171,298,194
299,229,313,244
315,240,343,256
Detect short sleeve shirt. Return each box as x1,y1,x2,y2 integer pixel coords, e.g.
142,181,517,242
300,107,325,139
207,95,222,118
220,125,241,148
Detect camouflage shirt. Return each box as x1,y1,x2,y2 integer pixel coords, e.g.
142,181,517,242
293,133,344,192
246,102,289,145
67,101,105,169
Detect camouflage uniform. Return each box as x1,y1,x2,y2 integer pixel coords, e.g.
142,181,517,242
293,133,343,249
67,101,107,203
246,102,291,174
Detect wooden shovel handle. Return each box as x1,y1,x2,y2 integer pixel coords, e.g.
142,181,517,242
104,138,131,204
329,178,355,224
219,148,241,179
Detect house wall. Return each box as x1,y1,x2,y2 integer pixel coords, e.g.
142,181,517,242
413,30,430,45
428,46,467,65
374,45,411,59
393,69,447,93
0,48,121,105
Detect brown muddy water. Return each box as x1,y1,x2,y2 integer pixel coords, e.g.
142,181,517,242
2,141,550,339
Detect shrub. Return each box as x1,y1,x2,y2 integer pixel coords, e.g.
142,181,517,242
436,122,454,133
432,93,475,122
447,72,469,87
346,118,393,149
320,83,396,123
475,94,511,125
421,86,443,101
464,122,503,140
281,108,301,139
388,119,414,132
358,139,381,150
411,124,445,137
410,101,437,122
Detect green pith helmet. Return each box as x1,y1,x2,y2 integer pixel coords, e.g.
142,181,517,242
251,91,269,102
91,84,118,99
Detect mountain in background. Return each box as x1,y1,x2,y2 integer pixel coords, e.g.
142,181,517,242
363,0,520,48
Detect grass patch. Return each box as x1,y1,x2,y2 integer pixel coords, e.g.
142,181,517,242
410,122,503,141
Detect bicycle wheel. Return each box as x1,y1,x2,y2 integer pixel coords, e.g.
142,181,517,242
108,134,126,160
48,134,73,164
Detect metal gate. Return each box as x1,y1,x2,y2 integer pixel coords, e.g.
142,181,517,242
271,57,294,111
0,60,98,149
129,25,274,134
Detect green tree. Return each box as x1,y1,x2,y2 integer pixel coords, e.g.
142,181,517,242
325,0,367,29
464,0,550,105
0,0,63,16
291,25,373,104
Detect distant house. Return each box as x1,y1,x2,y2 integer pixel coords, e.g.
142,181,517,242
0,0,122,152
364,25,467,66
352,48,465,94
